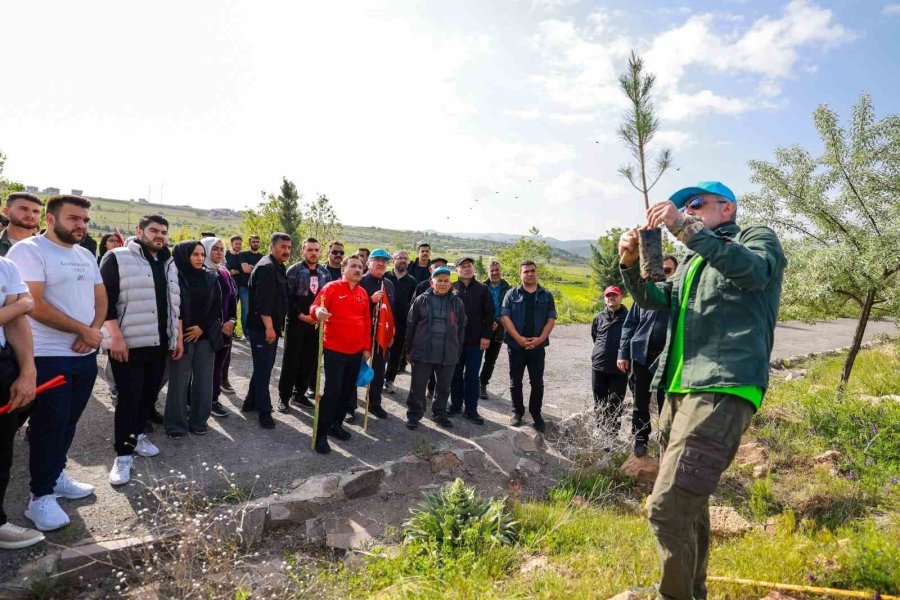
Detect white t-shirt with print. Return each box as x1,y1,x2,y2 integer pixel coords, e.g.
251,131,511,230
6,236,103,357
0,257,29,349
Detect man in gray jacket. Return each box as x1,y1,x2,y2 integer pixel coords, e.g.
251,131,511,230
100,215,182,486
404,267,466,430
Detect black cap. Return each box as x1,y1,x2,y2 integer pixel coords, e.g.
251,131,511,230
454,256,474,267
431,257,448,266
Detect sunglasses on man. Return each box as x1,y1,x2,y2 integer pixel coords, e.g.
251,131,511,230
330,250,345,256
684,196,729,211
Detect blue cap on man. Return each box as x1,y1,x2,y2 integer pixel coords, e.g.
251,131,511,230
669,181,736,209
369,248,392,260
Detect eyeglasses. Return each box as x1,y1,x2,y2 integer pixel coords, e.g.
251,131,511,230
330,250,344,256
684,196,728,210
663,267,675,275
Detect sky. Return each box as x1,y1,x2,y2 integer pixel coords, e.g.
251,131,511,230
1,0,898,240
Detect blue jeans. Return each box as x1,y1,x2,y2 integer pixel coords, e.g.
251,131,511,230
451,346,484,412
238,287,250,334
30,354,98,497
245,329,278,414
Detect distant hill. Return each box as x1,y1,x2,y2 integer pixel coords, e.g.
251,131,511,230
447,232,595,258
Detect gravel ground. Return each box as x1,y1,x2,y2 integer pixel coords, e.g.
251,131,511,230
0,317,895,579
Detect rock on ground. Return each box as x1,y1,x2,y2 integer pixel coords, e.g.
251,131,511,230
735,442,769,468
709,506,752,537
620,455,660,487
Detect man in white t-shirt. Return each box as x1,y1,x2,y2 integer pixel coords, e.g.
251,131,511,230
7,195,107,532
0,257,44,549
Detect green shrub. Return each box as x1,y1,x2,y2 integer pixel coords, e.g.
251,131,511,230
748,476,779,522
548,469,634,506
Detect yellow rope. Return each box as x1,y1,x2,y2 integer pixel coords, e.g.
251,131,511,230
708,575,899,599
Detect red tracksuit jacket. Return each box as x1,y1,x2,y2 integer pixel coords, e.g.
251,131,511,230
311,280,372,355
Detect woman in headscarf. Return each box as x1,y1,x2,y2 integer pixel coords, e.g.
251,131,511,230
165,240,222,438
201,237,237,418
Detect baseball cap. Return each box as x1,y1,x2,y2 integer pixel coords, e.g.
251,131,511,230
369,248,391,260
604,285,623,297
454,256,474,267
431,266,452,279
669,181,736,209
431,257,448,266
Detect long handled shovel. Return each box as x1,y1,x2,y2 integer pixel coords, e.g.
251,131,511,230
310,299,326,450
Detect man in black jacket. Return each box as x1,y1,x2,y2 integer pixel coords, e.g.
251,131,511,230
479,260,511,399
384,249,416,394
617,254,677,456
591,285,629,432
356,249,395,421
242,233,291,428
407,242,432,284
448,257,493,423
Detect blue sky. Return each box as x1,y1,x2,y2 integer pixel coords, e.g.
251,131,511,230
1,0,897,239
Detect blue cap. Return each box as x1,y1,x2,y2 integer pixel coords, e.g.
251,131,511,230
356,360,374,387
431,266,452,279
669,181,736,209
369,248,391,260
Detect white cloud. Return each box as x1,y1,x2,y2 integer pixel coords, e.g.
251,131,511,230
514,0,580,12
882,3,900,15
504,107,542,119
654,130,693,150
539,170,639,237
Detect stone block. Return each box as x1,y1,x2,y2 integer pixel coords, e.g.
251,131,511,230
383,456,432,492
620,454,660,487
429,451,462,473
324,516,383,551
340,468,386,499
514,457,541,477
709,506,752,538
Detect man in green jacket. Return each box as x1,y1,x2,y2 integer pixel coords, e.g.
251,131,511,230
618,181,786,600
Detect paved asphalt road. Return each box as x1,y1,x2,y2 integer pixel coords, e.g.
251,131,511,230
1,318,896,570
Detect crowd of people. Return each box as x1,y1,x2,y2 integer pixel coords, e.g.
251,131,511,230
0,180,788,600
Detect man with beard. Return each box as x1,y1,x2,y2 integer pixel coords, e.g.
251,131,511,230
238,235,263,333
407,242,432,284
448,257,493,424
8,196,107,531
278,238,330,413
100,215,183,486
0,193,41,257
325,241,344,282
311,254,371,453
242,233,291,429
383,249,416,394
354,249,395,421
479,261,511,399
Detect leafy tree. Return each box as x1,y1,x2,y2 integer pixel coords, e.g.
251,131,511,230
0,148,25,205
240,190,283,245
494,227,553,285
474,255,486,279
276,177,303,245
590,228,626,293
617,51,672,210
742,93,900,386
304,194,343,245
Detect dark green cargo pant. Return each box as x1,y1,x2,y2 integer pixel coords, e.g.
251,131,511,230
648,392,755,600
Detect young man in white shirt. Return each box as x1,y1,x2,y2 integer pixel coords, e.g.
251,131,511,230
7,195,107,532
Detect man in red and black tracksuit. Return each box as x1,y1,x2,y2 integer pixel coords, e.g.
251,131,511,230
311,254,371,454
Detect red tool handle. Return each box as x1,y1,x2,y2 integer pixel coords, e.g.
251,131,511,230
0,375,67,415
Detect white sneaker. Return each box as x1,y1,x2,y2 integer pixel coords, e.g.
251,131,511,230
24,495,70,531
53,471,95,500
109,456,133,486
134,434,160,457
0,522,45,549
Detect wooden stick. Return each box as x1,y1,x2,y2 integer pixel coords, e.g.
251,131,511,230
310,297,325,450
708,575,899,600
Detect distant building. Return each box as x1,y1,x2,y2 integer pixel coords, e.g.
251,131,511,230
25,186,39,193
42,187,60,195
71,189,83,196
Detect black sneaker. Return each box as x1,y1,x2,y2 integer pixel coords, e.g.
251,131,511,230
211,401,229,418
463,410,485,425
291,394,314,408
479,385,489,400
634,441,648,457
259,412,275,429
150,409,164,424
510,413,524,427
220,380,234,393
384,381,396,394
167,432,185,440
433,415,454,429
533,415,546,433
405,419,419,430
314,436,331,454
447,405,462,417
276,399,290,413
241,401,257,413
344,411,357,424
370,406,389,419
328,423,352,441
189,427,208,436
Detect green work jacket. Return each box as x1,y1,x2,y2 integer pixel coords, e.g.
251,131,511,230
621,220,787,394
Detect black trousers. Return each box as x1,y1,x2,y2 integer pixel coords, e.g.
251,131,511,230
593,369,629,427
368,350,387,410
384,323,407,383
321,349,362,436
111,346,169,456
631,360,666,444
508,347,545,418
479,337,503,387
406,361,455,422
278,321,319,402
0,411,16,526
